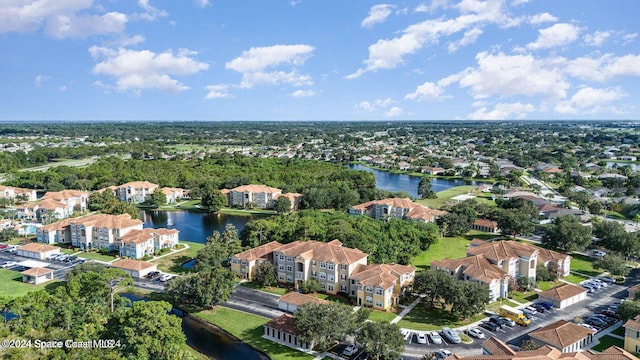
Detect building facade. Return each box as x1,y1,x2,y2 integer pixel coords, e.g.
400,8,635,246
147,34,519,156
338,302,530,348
115,181,159,204
119,228,180,259
349,197,446,223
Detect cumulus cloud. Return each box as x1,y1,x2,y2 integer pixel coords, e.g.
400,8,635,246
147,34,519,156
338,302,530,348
34,74,50,87
226,44,315,88
194,0,210,8
0,0,127,38
361,4,395,28
584,31,611,47
527,23,581,50
405,81,445,101
565,54,640,82
511,0,530,5
205,84,232,99
448,27,483,52
90,47,209,93
528,12,558,25
555,87,626,114
291,89,316,97
136,0,168,21
385,106,403,117
356,98,398,114
467,102,535,120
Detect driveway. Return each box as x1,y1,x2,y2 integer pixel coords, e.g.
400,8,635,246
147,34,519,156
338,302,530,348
222,284,284,319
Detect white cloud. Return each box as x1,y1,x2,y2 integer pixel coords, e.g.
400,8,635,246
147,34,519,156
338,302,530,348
361,4,395,28
226,44,315,89
34,74,50,87
405,81,445,101
555,87,626,114
136,0,167,21
289,0,302,6
528,12,558,25
356,97,398,114
291,89,316,97
511,0,530,5
467,102,535,120
415,0,448,13
584,31,611,47
448,27,483,52
205,84,232,99
385,106,403,117
621,32,638,45
565,54,640,82
357,101,376,112
527,23,581,50
194,0,210,8
0,1,127,38
90,47,209,93
58,85,67,92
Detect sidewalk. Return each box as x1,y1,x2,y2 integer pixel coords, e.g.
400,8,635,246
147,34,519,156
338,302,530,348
391,296,423,324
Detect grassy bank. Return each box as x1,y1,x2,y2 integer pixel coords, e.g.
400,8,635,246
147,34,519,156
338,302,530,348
0,269,63,297
151,240,205,274
194,307,313,360
412,230,500,270
395,300,485,331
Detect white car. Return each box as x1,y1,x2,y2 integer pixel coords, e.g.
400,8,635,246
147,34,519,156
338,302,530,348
342,345,358,356
428,331,443,345
467,327,485,339
401,329,411,340
0,261,16,268
593,250,606,257
159,274,174,282
500,317,516,327
579,323,596,331
591,278,608,287
435,349,452,360
524,306,537,314
416,333,428,344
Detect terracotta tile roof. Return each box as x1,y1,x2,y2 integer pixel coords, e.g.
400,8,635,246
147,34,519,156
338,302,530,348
623,314,640,332
585,346,638,359
276,240,368,265
19,243,59,253
482,337,517,356
538,283,586,301
350,263,415,289
274,192,303,202
454,338,633,359
432,255,508,284
160,187,184,195
231,184,282,194
111,259,156,271
406,205,447,221
537,248,570,264
119,181,159,189
279,292,329,306
234,241,284,262
35,198,67,210
467,241,539,263
264,314,298,334
119,228,178,244
220,188,231,195
350,197,446,221
0,185,35,195
69,213,143,230
529,320,594,349
474,218,499,229
21,267,54,276
470,238,490,247
39,217,76,232
41,189,87,201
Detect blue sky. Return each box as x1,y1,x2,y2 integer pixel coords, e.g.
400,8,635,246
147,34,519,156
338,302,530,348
1,0,639,121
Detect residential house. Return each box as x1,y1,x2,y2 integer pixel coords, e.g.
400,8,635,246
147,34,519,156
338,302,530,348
349,198,446,223
263,314,311,351
431,255,510,302
624,314,640,353
0,185,37,202
40,189,89,215
15,198,68,223
528,320,595,352
227,184,282,209
115,181,159,203
160,187,186,204
17,243,60,260
278,292,329,313
422,166,445,175
119,228,179,259
110,259,158,279
537,284,587,309
21,267,54,285
231,241,285,280
472,219,499,233
36,213,143,251
349,263,416,310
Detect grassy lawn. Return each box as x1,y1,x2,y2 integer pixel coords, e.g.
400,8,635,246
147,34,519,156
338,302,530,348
395,300,486,331
151,241,205,274
195,307,313,360
412,230,502,270
611,325,625,337
537,280,563,291
241,281,288,296
508,290,538,304
219,208,277,216
311,293,350,304
564,273,590,284
77,251,118,262
0,269,63,297
591,335,624,352
368,309,399,323
161,200,203,211
570,254,601,277
485,298,520,314
416,186,482,209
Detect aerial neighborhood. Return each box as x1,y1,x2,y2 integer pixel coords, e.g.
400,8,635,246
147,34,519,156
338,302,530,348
1,121,640,360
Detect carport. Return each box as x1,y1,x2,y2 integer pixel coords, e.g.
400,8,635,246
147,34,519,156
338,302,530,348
537,283,587,309
21,267,54,285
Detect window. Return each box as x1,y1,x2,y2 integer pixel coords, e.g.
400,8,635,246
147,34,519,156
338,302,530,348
320,272,326,280
231,259,238,264
311,271,317,277
278,265,285,271
365,296,373,304
312,260,317,266
328,275,334,282
286,275,293,282
365,286,373,293
375,288,383,295
321,283,326,290
297,273,303,279
375,300,383,308
287,256,293,262
530,261,535,269
328,285,334,292
341,285,347,292
328,263,334,270
279,254,284,260
320,262,326,269
279,274,284,281
341,264,347,270
340,274,346,281
287,265,293,272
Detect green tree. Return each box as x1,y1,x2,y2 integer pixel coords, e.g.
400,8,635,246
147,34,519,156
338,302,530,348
617,300,640,321
299,279,322,294
541,215,591,252
0,228,18,242
196,224,242,270
102,200,140,219
166,266,236,310
88,190,118,211
148,190,167,207
273,196,292,213
356,322,405,360
593,254,629,276
253,261,277,287
418,177,437,199
106,301,186,360
295,302,367,351
200,187,228,213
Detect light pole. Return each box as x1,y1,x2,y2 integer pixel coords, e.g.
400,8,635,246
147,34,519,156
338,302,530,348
109,277,123,313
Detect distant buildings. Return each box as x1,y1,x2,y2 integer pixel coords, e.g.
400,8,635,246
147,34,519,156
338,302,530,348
222,184,303,211
115,181,159,203
349,197,446,223
15,189,89,222
0,185,37,202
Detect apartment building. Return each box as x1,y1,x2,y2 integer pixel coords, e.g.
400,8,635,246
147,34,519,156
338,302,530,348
349,197,446,223
37,213,143,251
624,315,640,354
225,184,282,209
115,181,159,204
349,263,416,310
0,185,37,202
231,241,285,280
119,228,179,259
431,255,510,302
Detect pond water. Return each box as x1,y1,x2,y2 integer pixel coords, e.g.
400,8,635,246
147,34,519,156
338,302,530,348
347,164,491,197
606,162,640,171
139,210,257,243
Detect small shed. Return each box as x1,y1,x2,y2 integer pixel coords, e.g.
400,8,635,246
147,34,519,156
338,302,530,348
529,320,595,352
110,259,157,279
17,243,60,260
278,292,329,313
21,267,54,285
537,283,587,309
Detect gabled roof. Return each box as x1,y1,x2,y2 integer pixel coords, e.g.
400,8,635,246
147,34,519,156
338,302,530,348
276,239,368,265
474,218,499,229
467,241,539,262
264,314,298,334
21,267,54,276
350,263,416,289
71,213,143,229
431,254,508,284
19,243,59,253
274,192,303,202
350,197,446,221
482,336,517,355
35,198,67,210
111,259,156,271
529,320,594,349
537,247,570,264
119,181,159,189
538,283,586,301
623,314,640,332
230,184,282,194
233,241,283,262
41,189,87,201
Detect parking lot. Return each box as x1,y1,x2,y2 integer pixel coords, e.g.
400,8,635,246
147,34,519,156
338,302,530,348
0,246,86,280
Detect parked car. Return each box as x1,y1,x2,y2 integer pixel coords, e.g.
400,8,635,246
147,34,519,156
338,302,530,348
0,261,16,268
590,314,616,324
48,254,61,260
598,276,616,283
608,305,619,312
342,345,358,356
147,271,160,278
0,243,8,250
532,304,547,313
435,349,452,360
500,317,516,327
6,246,17,253
593,250,606,257
416,333,427,344
586,281,602,289
600,310,619,319
488,316,505,328
579,323,596,331
428,331,443,345
480,321,499,332
466,327,485,339
586,317,607,327
159,274,173,282
537,301,555,310
440,327,461,344
401,330,412,341
522,308,535,319
590,278,608,287
524,306,537,315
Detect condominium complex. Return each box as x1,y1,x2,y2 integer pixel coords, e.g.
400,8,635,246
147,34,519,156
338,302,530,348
222,184,303,210
349,197,446,223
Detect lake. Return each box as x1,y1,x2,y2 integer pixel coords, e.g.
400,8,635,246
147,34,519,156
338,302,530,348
347,164,491,197
140,210,257,243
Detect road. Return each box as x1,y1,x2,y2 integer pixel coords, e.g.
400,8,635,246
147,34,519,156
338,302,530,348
222,284,285,319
